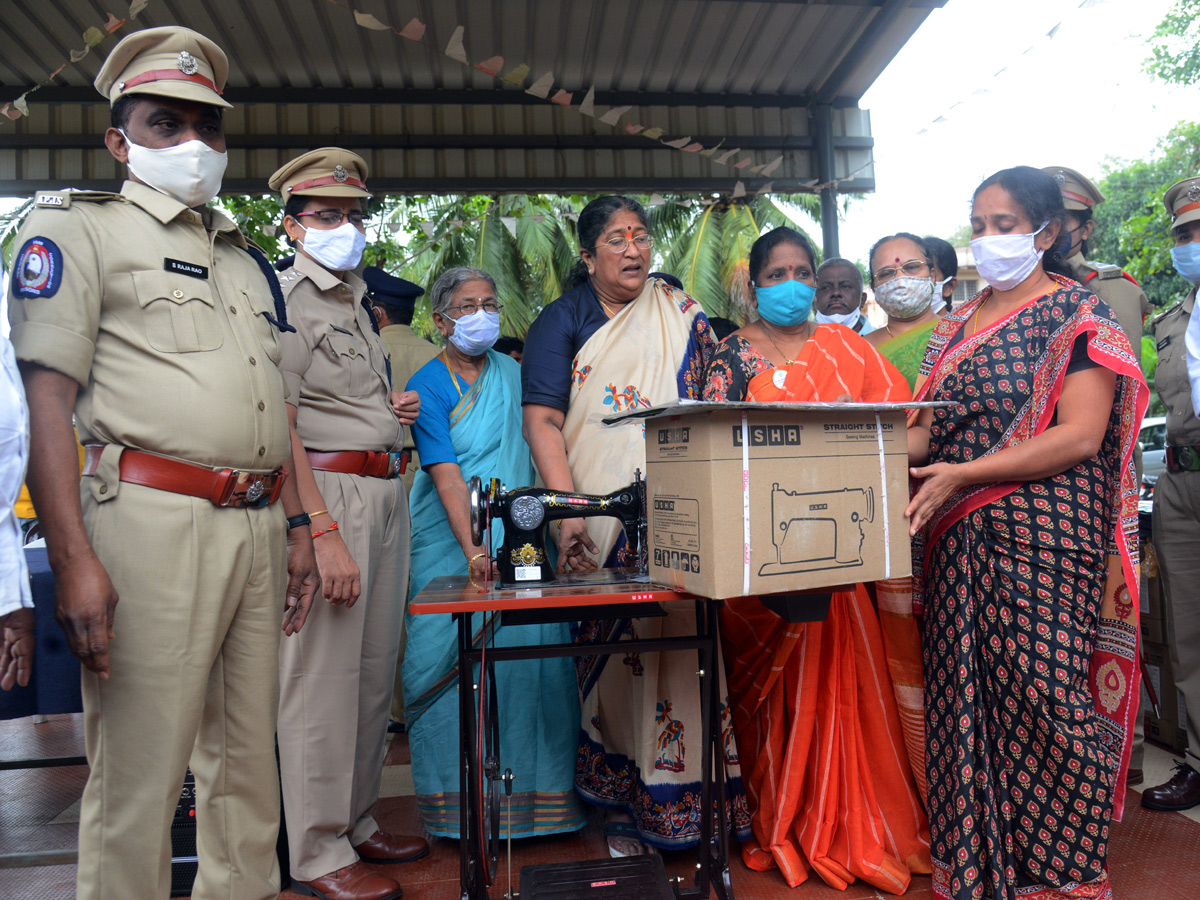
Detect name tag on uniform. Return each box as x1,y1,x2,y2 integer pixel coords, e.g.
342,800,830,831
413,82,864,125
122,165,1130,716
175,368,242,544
164,258,209,279
1158,335,1171,350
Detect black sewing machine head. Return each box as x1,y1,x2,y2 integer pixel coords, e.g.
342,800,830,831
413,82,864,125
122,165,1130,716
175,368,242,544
468,471,646,587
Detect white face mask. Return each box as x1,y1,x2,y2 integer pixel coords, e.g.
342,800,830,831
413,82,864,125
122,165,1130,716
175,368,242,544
298,221,367,272
930,276,950,314
874,275,935,320
970,222,1048,291
814,309,860,328
120,130,227,208
448,309,501,357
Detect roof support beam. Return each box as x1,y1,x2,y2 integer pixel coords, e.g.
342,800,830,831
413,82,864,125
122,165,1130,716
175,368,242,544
815,0,914,104
814,104,840,258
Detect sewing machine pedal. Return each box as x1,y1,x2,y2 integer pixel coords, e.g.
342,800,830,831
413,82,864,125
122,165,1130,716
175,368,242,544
519,855,675,899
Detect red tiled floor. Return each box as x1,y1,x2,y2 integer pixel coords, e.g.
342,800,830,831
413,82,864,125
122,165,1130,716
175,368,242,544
3,714,1200,899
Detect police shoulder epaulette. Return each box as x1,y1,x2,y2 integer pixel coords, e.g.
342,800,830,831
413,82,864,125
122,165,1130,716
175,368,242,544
34,190,121,209
276,266,305,296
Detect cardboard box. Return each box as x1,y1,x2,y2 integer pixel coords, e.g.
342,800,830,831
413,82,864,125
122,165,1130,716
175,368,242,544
623,401,919,600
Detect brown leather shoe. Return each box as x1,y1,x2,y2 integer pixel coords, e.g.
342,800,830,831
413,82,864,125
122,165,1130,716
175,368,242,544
1141,762,1200,811
353,829,430,864
291,861,403,900
1127,767,1144,786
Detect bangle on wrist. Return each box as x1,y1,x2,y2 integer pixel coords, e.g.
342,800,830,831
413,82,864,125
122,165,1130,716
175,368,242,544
286,512,312,531
311,521,340,539
307,509,329,519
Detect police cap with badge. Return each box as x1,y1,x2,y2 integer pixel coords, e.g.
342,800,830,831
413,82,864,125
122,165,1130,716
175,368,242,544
268,148,371,200
363,267,424,315
13,26,232,303
1165,177,1200,231
1043,166,1103,212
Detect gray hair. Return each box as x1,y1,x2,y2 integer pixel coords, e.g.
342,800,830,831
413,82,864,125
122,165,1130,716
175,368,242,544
429,266,498,316
816,257,864,294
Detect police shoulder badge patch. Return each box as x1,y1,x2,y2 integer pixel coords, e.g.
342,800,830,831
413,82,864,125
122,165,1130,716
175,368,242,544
13,237,64,299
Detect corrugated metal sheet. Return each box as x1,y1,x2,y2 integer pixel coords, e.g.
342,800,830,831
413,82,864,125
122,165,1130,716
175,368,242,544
0,0,944,195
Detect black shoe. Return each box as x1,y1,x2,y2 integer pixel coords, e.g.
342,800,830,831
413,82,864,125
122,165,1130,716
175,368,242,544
1141,762,1200,811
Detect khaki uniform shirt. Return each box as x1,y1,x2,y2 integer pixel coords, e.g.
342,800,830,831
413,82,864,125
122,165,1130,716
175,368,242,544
1152,287,1200,446
278,253,402,453
8,181,290,472
1069,252,1150,356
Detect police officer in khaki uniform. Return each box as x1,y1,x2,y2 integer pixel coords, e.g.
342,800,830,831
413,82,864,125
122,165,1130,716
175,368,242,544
7,26,320,900
360,267,438,729
1044,166,1151,356
271,149,428,900
1142,176,1200,811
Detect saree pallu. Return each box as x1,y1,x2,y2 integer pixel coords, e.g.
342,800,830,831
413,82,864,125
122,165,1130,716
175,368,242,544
565,279,751,848
717,331,930,893
880,319,939,390
404,352,584,838
913,277,1148,900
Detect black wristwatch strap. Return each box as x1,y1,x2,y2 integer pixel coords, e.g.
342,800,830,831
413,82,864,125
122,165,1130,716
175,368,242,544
286,512,312,530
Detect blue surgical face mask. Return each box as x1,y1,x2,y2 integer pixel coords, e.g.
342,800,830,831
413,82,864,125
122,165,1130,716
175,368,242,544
754,279,815,327
1171,242,1200,285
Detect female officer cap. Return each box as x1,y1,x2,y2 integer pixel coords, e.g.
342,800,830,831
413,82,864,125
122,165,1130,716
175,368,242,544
94,26,232,109
268,148,372,200
1164,176,1200,231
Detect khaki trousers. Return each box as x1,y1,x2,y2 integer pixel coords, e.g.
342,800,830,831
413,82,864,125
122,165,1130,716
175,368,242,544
1151,468,1200,764
278,472,409,880
76,483,286,900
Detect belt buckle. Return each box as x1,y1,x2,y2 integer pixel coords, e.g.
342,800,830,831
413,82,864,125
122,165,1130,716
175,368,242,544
386,452,403,479
212,469,275,508
1180,446,1200,472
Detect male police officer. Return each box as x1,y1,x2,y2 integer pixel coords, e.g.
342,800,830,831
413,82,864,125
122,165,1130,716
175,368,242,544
8,27,319,899
1142,176,1200,811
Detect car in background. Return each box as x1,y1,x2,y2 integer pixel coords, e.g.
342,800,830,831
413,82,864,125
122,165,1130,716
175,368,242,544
1140,416,1166,481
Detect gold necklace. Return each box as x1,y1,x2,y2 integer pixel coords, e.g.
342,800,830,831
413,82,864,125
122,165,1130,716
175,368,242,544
440,350,465,399
597,295,631,319
761,321,809,365
972,294,990,336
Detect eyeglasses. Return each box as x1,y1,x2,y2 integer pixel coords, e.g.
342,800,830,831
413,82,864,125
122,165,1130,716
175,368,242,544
872,260,930,283
445,299,503,317
600,233,654,253
294,209,371,227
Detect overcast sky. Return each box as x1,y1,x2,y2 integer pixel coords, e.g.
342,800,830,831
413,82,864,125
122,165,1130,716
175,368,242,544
832,0,1189,265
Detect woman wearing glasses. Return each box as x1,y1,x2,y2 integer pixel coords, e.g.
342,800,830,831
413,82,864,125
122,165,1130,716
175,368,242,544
701,227,928,894
521,196,751,857
401,266,585,840
863,233,945,389
269,148,427,900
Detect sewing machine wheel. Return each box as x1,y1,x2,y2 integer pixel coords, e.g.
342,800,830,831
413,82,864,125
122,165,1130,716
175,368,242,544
469,475,488,547
478,663,502,884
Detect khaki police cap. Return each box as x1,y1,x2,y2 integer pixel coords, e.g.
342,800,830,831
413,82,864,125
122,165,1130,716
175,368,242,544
269,148,371,199
1042,166,1104,211
95,26,231,109
1165,176,1200,231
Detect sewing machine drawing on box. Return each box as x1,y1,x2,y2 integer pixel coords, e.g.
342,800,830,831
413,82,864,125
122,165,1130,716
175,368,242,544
758,484,874,577
468,471,646,587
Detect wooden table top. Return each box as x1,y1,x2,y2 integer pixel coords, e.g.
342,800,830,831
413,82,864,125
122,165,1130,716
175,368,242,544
409,568,697,614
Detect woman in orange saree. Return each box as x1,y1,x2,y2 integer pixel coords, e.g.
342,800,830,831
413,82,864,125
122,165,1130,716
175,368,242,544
703,227,931,894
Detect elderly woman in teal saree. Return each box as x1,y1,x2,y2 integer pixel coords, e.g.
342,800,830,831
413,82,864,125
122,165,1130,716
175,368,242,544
403,267,584,838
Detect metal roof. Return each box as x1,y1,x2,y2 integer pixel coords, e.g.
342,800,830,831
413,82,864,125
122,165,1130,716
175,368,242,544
0,0,945,196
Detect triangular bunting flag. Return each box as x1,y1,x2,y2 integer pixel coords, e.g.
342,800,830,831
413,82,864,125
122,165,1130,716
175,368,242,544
647,194,666,206
129,0,150,16
474,56,504,77
445,26,468,63
733,158,751,170
641,127,664,140
681,143,704,153
599,105,631,125
662,136,691,148
502,64,530,85
755,181,774,196
731,181,747,199
760,155,783,177
104,13,126,32
526,72,554,98
700,139,723,158
420,222,436,238
579,85,596,117
354,11,391,30
501,216,518,238
624,123,644,134
399,18,426,40
549,89,573,107
715,148,740,164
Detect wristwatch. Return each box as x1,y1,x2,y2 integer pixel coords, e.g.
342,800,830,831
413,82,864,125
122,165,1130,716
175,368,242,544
286,512,313,531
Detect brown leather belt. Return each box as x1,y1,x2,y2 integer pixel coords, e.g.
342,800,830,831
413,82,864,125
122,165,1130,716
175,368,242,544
82,445,287,508
1165,445,1200,473
306,449,408,479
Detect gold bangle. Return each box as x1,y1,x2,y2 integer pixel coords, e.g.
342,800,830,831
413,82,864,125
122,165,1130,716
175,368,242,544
308,509,330,518
468,553,487,569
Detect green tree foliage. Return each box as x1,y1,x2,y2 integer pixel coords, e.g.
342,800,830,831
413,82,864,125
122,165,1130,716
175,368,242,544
1145,0,1200,86
1090,121,1200,312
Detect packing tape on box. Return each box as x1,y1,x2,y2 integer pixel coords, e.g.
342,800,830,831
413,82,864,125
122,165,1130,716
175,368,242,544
741,412,751,596
875,413,891,578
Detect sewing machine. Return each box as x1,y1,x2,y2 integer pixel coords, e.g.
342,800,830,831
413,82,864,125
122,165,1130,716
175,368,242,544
758,484,874,577
468,471,647,587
